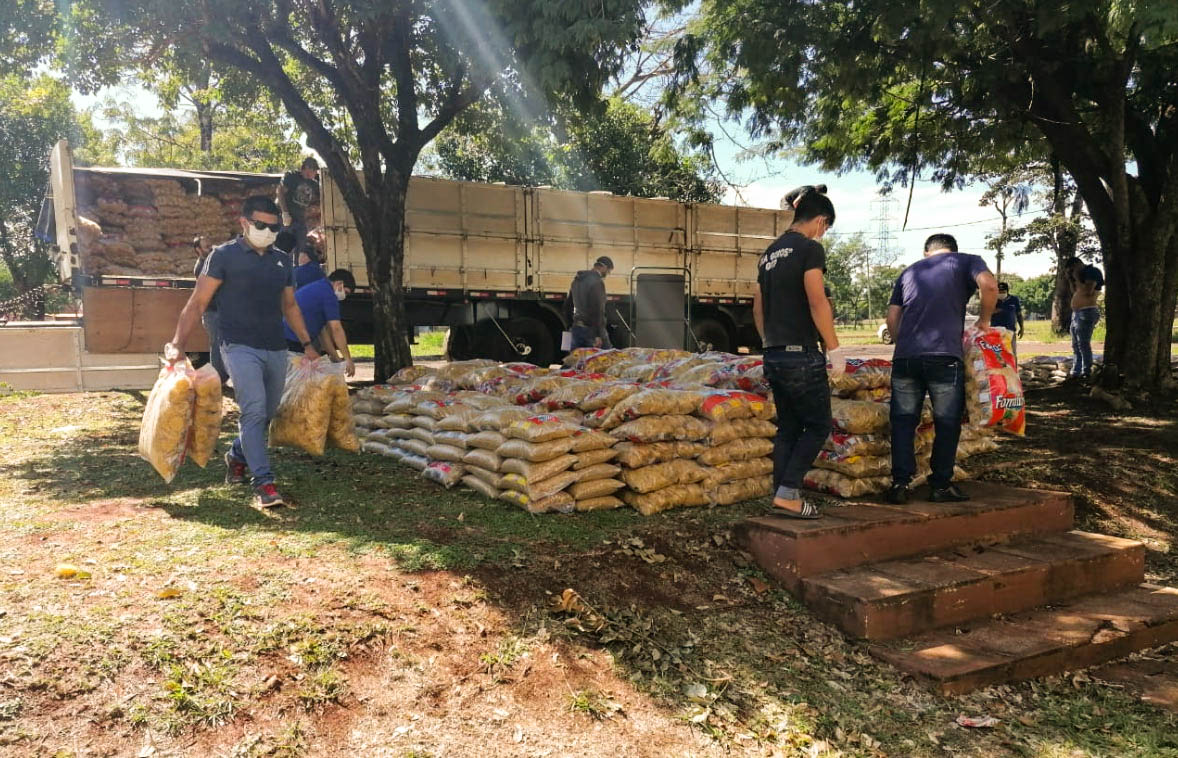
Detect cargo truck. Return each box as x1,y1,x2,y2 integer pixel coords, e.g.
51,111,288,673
39,139,794,366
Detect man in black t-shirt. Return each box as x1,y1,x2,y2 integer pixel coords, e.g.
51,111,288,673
276,156,321,257
754,191,844,519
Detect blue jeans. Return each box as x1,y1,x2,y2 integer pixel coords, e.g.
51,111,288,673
763,349,831,496
1070,307,1100,377
201,310,227,383
570,324,610,350
221,343,288,486
890,356,965,489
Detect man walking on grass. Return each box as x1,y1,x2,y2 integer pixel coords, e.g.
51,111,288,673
165,196,319,509
753,189,844,519
885,233,998,505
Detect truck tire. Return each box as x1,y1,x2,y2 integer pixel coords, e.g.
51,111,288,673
692,317,733,354
444,326,475,361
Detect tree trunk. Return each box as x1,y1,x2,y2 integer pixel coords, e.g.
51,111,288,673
196,102,214,153
1051,261,1072,336
364,173,415,382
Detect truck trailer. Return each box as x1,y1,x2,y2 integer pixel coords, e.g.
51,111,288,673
39,140,794,365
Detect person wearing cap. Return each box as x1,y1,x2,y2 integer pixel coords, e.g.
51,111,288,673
564,256,614,349
992,281,1024,358
276,156,320,257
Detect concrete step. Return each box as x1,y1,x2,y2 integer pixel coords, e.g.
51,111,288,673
802,531,1145,639
737,484,1073,593
870,584,1178,695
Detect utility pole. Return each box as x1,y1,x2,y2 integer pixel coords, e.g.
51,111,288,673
870,193,897,322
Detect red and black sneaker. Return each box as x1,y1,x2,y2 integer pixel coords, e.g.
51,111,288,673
254,483,286,509
224,451,248,484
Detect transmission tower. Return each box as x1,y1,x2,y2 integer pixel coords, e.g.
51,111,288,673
868,193,898,321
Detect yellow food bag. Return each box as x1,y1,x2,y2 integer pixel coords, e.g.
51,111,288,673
622,484,709,516
696,437,774,466
503,414,580,443
575,462,622,482
270,356,336,456
568,429,615,452
326,375,359,452
495,437,574,462
829,398,890,435
620,459,708,493
575,495,625,511
613,441,706,468
600,389,701,429
499,470,581,501
812,451,891,478
139,361,197,482
710,475,772,506
187,363,223,467
500,453,577,482
609,415,711,443
706,419,777,445
569,478,625,500
701,458,774,489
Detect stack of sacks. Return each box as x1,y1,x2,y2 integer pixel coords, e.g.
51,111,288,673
597,388,713,515
496,414,584,513
829,358,893,402
695,394,777,505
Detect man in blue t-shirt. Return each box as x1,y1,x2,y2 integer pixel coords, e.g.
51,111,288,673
284,269,356,377
1065,257,1104,379
992,282,1024,357
884,233,998,504
164,196,319,509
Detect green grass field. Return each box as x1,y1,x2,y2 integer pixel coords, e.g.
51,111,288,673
351,329,447,360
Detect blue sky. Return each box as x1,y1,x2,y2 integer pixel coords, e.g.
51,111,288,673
72,83,1059,280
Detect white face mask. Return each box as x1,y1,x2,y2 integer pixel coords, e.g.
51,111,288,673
244,224,278,249
334,286,347,302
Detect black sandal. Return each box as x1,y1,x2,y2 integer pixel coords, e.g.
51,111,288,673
772,499,821,519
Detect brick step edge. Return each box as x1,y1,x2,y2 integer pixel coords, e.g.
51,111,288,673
870,584,1178,695
802,531,1145,640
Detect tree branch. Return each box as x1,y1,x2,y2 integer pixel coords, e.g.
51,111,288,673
388,4,420,144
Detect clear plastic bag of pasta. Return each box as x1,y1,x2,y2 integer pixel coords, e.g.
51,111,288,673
462,474,501,499
621,459,708,493
613,441,706,468
500,454,577,482
574,447,618,469
390,365,434,385
422,461,465,488
272,358,343,457
188,363,223,467
326,372,360,452
503,414,580,443
706,418,777,445
609,415,711,443
499,470,580,501
701,458,774,489
570,477,625,500
139,361,197,482
830,398,890,435
803,468,890,498
710,475,772,506
828,358,892,394
812,450,890,478
496,437,574,462
697,437,774,466
696,390,770,423
575,495,625,511
600,389,701,428
579,383,642,411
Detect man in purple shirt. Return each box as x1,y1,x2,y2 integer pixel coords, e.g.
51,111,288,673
884,234,998,504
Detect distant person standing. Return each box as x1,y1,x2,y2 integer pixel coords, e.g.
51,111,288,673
1065,257,1104,380
992,282,1024,358
753,190,843,519
564,256,614,350
276,156,320,257
885,233,998,504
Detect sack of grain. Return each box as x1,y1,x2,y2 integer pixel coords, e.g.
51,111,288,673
495,437,574,462
464,465,501,488
609,415,711,443
613,441,706,468
472,407,534,431
503,414,581,443
573,447,618,468
467,430,508,451
706,418,777,445
435,407,482,432
544,381,605,410
829,358,892,395
422,461,464,487
390,365,434,384
408,427,435,445
696,390,772,423
623,484,709,516
138,361,197,482
701,458,774,489
830,398,890,435
568,429,614,453
462,475,501,499
579,383,642,411
362,440,396,456
575,495,625,511
600,389,701,429
499,470,581,501
188,364,223,467
326,376,360,452
425,444,465,463
569,478,626,500
620,459,708,493
697,437,774,466
500,454,577,482
803,468,890,498
710,476,772,506
433,430,469,449
812,450,891,478
463,448,502,472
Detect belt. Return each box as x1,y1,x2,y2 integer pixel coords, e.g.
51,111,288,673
765,344,820,353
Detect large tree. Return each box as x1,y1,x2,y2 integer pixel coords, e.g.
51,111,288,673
68,0,645,379
0,73,79,317
671,0,1178,392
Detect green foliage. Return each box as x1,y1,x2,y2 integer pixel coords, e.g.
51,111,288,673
431,97,721,202
0,0,57,77
823,233,899,323
1009,274,1056,318
80,98,304,172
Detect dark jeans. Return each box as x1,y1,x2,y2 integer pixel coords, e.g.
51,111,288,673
570,324,611,350
763,349,831,496
890,356,965,489
1070,306,1100,377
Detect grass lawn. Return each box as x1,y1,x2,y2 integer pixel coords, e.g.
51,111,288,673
1,387,1177,755
351,330,447,361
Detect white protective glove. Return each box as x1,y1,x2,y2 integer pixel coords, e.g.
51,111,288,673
163,342,183,364
827,347,847,376
281,212,293,228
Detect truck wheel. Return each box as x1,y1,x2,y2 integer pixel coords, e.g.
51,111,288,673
692,317,733,354
444,326,475,361
506,316,556,367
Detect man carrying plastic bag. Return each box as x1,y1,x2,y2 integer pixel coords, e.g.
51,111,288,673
163,196,319,509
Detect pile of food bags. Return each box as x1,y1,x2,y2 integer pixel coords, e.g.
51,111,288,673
270,355,360,455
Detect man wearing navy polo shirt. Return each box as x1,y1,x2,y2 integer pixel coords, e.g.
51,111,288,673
285,269,356,377
992,282,1024,358
885,233,998,504
165,196,319,509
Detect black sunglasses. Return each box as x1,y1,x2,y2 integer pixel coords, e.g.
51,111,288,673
247,219,282,233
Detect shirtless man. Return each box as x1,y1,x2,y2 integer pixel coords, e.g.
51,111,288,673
1065,257,1104,379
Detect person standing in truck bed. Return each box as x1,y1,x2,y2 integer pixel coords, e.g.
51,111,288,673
564,256,614,350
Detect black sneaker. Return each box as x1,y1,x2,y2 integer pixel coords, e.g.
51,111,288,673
929,484,970,503
225,451,247,484
254,483,286,508
885,484,909,505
